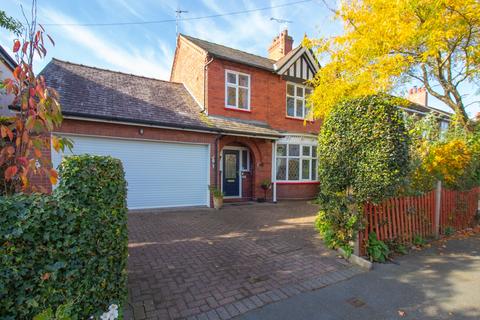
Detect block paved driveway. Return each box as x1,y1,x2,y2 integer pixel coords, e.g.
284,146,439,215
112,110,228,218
125,201,362,320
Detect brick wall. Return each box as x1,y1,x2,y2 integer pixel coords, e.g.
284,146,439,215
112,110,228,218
206,59,321,135
276,182,319,200
170,37,208,108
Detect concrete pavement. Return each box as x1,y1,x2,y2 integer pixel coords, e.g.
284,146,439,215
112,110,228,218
238,232,480,320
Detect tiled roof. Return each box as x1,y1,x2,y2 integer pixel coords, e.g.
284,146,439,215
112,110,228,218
181,34,276,71
41,59,282,138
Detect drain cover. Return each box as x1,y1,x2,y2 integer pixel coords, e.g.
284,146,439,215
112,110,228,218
346,297,366,308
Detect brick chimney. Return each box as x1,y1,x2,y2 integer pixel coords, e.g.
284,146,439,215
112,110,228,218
407,86,428,107
268,30,293,61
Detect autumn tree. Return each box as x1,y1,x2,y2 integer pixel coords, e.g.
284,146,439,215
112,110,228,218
305,0,480,129
1,0,70,194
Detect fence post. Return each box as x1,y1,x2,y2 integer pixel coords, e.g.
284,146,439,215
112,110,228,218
434,180,442,239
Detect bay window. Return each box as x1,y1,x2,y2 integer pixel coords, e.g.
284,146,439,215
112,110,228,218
225,70,250,110
276,143,317,181
286,83,312,119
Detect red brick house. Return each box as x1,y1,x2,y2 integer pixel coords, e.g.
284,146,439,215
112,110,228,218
41,30,322,209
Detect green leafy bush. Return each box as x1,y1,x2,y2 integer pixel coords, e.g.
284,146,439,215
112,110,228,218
0,155,128,319
315,193,360,256
316,95,410,253
366,232,390,263
318,94,410,203
444,226,455,236
412,234,426,247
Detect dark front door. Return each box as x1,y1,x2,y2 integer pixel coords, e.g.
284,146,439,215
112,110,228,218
223,150,240,197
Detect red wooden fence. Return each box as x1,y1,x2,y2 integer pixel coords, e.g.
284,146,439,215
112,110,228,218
359,187,480,255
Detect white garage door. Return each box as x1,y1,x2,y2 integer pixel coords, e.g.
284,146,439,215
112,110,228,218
52,135,210,209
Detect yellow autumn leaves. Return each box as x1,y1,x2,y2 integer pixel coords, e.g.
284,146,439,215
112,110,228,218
423,139,472,184
304,0,480,127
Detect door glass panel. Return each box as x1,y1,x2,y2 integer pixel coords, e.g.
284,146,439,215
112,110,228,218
241,150,249,171
225,154,237,179
288,159,300,180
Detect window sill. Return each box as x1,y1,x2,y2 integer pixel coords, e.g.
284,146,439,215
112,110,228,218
275,181,320,185
225,107,252,113
285,116,314,123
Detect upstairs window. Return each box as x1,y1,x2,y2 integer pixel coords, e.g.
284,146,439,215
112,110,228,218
225,70,250,110
286,83,312,119
276,143,317,181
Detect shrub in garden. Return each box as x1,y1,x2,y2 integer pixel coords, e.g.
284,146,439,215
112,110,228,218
366,232,390,263
315,95,410,253
317,94,410,203
405,114,480,192
0,155,128,319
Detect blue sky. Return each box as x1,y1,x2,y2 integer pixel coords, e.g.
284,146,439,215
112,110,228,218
1,0,479,116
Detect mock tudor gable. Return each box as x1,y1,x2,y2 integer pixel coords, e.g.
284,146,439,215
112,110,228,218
274,46,320,82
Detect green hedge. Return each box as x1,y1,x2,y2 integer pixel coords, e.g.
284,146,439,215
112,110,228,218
0,155,128,319
317,94,410,203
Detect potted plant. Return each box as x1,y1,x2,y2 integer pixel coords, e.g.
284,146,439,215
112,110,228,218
209,185,224,209
258,179,272,202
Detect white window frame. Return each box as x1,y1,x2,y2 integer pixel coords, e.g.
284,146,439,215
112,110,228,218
276,143,318,182
286,82,311,119
225,70,251,111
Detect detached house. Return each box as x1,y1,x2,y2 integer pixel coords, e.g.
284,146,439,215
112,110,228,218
43,31,321,209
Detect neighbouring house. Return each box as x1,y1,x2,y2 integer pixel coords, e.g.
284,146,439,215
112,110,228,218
0,45,16,116
39,30,321,209
403,86,451,132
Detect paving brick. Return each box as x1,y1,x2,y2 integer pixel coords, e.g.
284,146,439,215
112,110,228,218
127,202,363,319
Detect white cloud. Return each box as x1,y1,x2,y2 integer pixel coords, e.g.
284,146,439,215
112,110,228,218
40,8,172,80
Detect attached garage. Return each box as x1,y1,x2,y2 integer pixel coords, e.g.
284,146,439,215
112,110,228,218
52,134,210,209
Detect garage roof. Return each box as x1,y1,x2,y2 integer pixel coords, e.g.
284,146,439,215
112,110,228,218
41,59,282,138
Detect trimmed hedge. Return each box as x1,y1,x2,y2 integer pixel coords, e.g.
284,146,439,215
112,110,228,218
0,155,128,319
317,94,410,203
